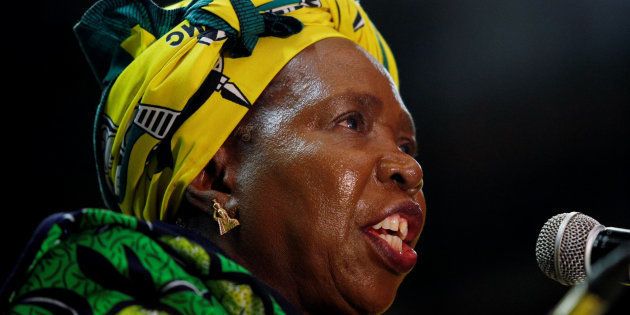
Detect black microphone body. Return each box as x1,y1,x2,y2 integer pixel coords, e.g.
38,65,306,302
589,227,630,266
587,227,630,284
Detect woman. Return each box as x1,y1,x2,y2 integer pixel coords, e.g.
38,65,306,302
2,0,425,313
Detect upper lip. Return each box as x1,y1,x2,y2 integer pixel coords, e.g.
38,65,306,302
363,200,424,243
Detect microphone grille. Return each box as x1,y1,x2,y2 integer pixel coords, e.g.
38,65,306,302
535,212,601,285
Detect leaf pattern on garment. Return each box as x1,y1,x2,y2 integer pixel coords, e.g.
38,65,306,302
4,209,293,314
77,245,208,314
12,287,92,315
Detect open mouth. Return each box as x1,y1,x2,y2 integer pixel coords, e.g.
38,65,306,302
370,214,409,252
362,202,423,274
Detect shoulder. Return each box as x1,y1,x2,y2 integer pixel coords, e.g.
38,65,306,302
2,209,295,315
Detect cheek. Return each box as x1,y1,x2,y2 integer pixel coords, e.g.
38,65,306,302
244,135,371,253
237,135,364,237
276,144,365,236
338,169,361,206
274,133,359,197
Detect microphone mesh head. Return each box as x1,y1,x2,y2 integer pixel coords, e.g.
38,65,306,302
535,212,601,285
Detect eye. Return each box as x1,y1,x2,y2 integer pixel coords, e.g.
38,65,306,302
399,143,411,154
336,112,365,131
345,116,359,130
398,141,417,157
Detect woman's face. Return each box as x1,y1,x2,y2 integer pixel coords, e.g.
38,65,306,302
228,38,425,313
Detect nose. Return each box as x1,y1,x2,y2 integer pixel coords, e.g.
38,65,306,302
376,153,424,195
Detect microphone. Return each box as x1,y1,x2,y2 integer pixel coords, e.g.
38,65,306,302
535,212,630,285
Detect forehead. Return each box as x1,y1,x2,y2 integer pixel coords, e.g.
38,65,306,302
256,38,415,133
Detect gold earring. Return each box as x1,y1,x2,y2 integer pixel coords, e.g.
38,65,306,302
211,199,240,235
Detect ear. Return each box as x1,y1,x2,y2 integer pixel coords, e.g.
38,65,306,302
185,145,239,215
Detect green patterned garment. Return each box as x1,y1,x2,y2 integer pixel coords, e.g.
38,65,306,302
2,209,295,314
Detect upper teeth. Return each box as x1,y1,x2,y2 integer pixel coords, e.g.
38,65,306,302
372,214,409,252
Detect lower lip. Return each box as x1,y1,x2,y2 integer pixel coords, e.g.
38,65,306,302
364,229,418,274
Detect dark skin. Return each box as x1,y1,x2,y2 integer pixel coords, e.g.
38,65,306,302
180,37,426,314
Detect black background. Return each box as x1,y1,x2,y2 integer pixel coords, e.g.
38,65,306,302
6,1,629,314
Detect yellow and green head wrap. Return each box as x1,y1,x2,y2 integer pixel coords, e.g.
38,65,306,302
75,0,398,221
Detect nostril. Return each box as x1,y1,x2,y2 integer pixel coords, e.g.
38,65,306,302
390,173,405,186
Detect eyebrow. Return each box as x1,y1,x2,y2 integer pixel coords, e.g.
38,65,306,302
354,92,384,109
322,91,384,111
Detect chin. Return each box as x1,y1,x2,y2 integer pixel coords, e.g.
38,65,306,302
304,269,403,314
364,283,401,313
342,273,404,314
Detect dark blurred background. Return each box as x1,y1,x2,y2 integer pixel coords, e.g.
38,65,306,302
7,0,629,314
